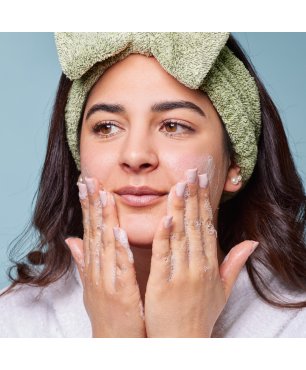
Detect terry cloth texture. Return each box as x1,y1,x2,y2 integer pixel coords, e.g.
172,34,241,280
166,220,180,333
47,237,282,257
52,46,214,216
54,32,261,197
1,262,306,337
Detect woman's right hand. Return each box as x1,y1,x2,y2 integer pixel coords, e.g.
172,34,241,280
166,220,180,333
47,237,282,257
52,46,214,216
65,176,146,338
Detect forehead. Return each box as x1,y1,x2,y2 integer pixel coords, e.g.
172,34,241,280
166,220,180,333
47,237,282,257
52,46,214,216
86,54,210,110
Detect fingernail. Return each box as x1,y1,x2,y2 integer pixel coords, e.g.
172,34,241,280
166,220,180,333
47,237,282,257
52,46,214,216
185,168,198,184
77,182,88,200
99,190,108,207
113,227,134,263
175,182,187,197
77,174,84,183
198,173,208,188
249,241,259,254
84,177,96,194
113,227,128,246
163,215,173,229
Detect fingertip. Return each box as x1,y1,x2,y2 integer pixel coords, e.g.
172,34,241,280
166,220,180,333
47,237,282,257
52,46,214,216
249,240,259,255
163,215,173,229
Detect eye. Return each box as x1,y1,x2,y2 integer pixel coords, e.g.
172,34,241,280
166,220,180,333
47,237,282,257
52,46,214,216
92,122,121,138
160,120,194,137
91,120,195,139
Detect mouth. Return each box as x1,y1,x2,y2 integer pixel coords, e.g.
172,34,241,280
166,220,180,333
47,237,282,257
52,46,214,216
115,193,168,207
114,185,168,207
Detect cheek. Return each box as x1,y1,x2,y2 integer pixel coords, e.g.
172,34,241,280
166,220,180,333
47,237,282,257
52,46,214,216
163,152,219,182
162,152,226,206
80,143,118,181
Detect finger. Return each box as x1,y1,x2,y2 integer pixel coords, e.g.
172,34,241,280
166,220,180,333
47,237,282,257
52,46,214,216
184,168,205,270
198,173,218,266
99,190,119,292
149,215,173,285
113,227,138,293
167,182,188,278
220,240,259,301
77,181,91,276
84,177,103,286
65,237,85,287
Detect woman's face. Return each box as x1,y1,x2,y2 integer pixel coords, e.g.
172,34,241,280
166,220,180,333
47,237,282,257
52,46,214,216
80,54,232,248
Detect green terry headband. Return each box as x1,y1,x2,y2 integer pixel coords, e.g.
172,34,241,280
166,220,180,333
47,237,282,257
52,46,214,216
54,32,261,192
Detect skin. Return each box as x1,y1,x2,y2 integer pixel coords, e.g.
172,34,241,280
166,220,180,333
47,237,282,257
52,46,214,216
65,54,258,337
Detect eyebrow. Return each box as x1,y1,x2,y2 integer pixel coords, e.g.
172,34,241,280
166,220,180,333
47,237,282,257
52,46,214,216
85,100,206,121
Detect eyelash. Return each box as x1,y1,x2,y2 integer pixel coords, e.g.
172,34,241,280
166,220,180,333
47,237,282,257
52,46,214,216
92,120,195,139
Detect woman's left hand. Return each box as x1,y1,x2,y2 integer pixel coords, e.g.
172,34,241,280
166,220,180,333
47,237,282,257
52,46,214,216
144,168,258,338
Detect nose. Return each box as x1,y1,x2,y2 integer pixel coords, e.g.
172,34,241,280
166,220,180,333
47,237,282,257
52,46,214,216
118,126,159,174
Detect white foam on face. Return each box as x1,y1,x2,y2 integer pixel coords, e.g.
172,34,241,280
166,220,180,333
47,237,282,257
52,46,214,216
163,154,221,201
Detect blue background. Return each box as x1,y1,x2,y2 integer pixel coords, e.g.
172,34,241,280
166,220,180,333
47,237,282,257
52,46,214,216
1,33,305,289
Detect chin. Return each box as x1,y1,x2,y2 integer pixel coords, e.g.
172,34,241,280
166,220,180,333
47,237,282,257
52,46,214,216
117,212,161,248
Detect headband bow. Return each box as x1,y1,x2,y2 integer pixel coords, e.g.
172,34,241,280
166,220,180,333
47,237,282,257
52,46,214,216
54,32,261,203
55,32,229,88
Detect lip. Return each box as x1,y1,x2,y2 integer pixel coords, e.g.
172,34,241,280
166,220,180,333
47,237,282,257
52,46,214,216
116,193,167,207
114,186,168,207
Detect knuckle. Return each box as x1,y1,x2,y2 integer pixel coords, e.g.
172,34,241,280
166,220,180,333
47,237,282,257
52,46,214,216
170,230,186,242
103,238,114,251
172,200,185,211
186,184,197,198
204,219,218,238
189,246,205,256
88,225,96,241
152,249,170,261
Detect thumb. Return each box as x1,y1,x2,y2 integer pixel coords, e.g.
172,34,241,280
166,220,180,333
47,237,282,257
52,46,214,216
219,240,259,301
65,237,85,286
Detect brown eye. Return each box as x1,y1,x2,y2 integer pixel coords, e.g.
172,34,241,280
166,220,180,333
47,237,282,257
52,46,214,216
161,120,194,136
94,123,112,134
92,122,121,138
164,122,179,133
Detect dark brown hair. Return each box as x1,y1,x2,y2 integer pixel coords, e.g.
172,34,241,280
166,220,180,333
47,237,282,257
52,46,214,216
2,34,306,309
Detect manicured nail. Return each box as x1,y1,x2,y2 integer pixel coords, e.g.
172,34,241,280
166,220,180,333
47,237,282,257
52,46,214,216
185,168,198,184
99,190,108,207
175,182,187,197
249,241,259,254
84,177,96,194
113,227,134,263
198,173,208,188
77,174,84,183
77,182,88,200
163,215,173,229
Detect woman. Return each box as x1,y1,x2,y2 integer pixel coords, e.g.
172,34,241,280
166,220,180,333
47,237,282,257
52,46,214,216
1,32,306,337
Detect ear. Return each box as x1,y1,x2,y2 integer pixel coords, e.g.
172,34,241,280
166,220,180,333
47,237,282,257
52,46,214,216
223,162,243,193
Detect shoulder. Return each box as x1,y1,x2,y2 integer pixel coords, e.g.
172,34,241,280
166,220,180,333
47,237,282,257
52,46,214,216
0,283,47,337
212,265,306,338
0,265,91,337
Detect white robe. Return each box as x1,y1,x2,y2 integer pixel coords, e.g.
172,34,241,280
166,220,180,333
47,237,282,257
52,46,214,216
1,263,306,337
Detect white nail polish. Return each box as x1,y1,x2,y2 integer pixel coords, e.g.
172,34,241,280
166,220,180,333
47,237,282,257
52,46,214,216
199,173,208,188
77,182,88,200
175,182,187,197
185,168,198,183
99,190,107,207
249,241,259,254
163,215,173,229
84,177,96,194
113,227,134,263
